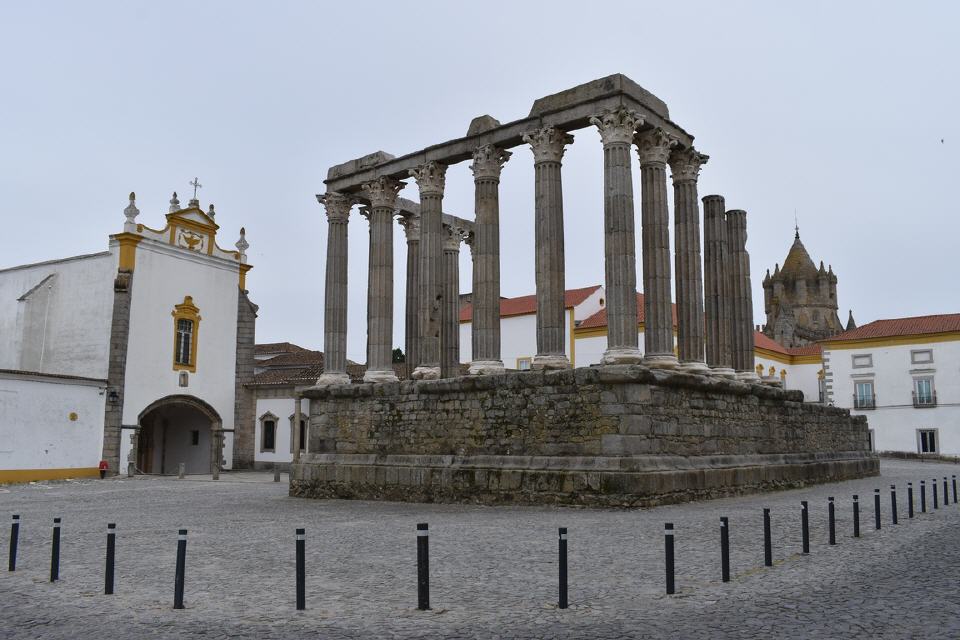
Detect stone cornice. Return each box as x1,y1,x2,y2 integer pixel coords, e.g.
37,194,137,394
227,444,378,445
669,148,710,183
317,192,355,222
590,106,644,147
470,144,512,180
361,176,406,209
410,161,447,196
522,126,574,164
635,128,678,166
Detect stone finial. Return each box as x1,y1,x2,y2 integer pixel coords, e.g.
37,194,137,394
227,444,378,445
168,191,181,212
669,147,710,183
635,128,678,165
208,204,216,219
590,106,644,146
361,176,406,209
470,144,512,180
235,227,249,262
123,191,139,232
846,309,857,331
397,213,421,242
442,223,466,252
409,161,447,196
317,191,355,222
522,126,574,164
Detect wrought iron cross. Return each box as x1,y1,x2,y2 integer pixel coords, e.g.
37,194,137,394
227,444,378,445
189,177,202,200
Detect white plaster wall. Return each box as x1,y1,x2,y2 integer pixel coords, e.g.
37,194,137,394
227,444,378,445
0,252,115,378
827,340,960,454
120,240,240,464
573,287,605,322
0,374,107,471
254,396,309,464
752,358,822,402
575,335,607,367
460,313,574,369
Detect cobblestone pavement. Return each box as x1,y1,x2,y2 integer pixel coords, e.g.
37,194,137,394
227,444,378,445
2,460,960,639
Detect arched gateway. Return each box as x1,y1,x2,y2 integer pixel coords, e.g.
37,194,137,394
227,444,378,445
134,395,223,475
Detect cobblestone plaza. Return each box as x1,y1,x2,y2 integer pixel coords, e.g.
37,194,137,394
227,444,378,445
3,459,959,639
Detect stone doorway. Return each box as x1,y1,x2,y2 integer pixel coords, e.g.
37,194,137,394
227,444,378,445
135,395,223,475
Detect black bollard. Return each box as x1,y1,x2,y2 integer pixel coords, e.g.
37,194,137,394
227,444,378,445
763,509,772,567
933,479,939,510
921,481,927,513
953,475,958,504
664,523,675,595
296,528,305,611
720,517,730,582
853,495,860,538
890,486,898,525
416,523,430,610
908,483,914,519
874,489,881,530
801,501,809,554
828,498,836,546
558,527,568,609
105,523,116,595
174,529,187,609
8,515,19,572
944,478,949,506
50,517,61,582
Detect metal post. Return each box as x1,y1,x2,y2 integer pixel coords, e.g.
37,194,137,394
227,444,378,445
944,477,949,506
953,475,958,504
105,523,116,595
9,515,20,572
174,529,187,609
416,523,429,610
921,480,927,513
890,486,898,525
874,489,881,530
801,501,809,554
274,466,281,483
178,463,185,479
720,517,730,582
296,528,305,611
853,495,860,538
828,498,836,546
50,517,61,582
763,509,772,567
933,479,939,510
908,482,914,519
558,527,568,609
664,523,675,595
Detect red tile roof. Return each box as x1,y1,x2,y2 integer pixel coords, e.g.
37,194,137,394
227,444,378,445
753,331,822,357
258,350,326,367
459,285,601,322
825,314,960,342
578,293,678,329
255,342,307,356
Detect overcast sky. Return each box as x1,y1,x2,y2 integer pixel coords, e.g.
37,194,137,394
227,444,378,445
2,1,957,361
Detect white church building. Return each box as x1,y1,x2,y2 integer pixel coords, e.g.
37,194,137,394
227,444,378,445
0,191,256,482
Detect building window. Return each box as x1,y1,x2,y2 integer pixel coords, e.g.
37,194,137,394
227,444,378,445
918,429,938,454
171,296,201,372
853,381,875,409
259,412,278,453
851,354,873,369
190,430,199,446
516,357,532,371
913,377,937,407
911,349,933,365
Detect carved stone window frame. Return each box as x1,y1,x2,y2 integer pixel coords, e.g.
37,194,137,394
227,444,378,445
259,411,278,453
851,353,873,369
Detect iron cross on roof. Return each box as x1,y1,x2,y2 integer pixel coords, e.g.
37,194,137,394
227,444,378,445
189,177,202,200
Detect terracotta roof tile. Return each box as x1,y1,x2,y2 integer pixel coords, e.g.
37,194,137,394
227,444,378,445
255,342,307,356
826,313,960,342
460,285,601,322
258,350,325,367
753,332,822,357
578,293,677,329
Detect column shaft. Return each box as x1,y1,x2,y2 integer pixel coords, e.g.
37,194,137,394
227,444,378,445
410,162,447,380
727,210,758,380
703,195,735,377
400,216,420,379
316,192,353,385
441,226,462,378
292,395,302,463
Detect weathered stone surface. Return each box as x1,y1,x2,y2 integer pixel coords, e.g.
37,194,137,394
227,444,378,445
529,73,670,120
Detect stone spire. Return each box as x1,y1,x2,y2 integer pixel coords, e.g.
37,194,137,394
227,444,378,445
123,192,139,232
846,309,857,331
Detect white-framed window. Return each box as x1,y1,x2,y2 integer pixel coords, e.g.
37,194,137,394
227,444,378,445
918,429,938,454
913,377,936,407
852,354,873,369
516,357,532,371
854,381,875,409
911,349,933,365
259,412,278,453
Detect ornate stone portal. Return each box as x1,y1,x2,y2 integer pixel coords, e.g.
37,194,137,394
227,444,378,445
296,75,877,506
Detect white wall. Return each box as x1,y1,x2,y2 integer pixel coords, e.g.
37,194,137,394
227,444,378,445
828,339,960,454
254,396,309,465
460,312,575,368
0,252,114,378
0,372,107,474
120,239,240,466
753,357,821,402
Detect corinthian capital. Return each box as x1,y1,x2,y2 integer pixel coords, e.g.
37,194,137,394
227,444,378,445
362,176,405,209
317,191,355,222
590,107,645,147
669,148,710,183
522,126,574,164
442,223,466,252
635,128,678,166
397,213,421,242
409,161,447,196
470,144,512,180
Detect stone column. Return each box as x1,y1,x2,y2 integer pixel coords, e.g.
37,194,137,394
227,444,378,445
522,126,574,370
360,177,404,383
316,192,354,385
468,144,511,375
409,161,447,380
292,394,302,463
669,148,710,372
590,107,644,364
727,209,759,381
398,215,420,379
702,195,735,378
441,224,463,378
635,128,678,368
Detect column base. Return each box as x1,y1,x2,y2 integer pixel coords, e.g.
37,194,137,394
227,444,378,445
468,360,506,376
412,365,441,380
737,371,762,383
709,367,738,379
314,372,351,386
363,369,399,383
601,347,644,365
643,353,679,369
532,354,570,370
679,360,710,374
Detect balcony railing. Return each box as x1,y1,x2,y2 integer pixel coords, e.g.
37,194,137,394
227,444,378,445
853,394,876,410
913,391,938,408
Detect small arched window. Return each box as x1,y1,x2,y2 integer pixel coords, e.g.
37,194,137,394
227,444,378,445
171,296,201,372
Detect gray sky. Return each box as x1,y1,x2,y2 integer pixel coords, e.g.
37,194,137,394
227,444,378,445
2,1,957,361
